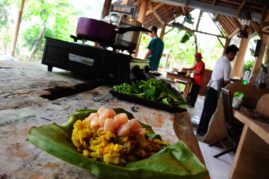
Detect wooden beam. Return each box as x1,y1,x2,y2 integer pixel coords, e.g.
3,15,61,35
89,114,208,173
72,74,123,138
151,0,262,22
251,22,262,37
217,37,224,47
135,0,149,57
148,1,165,25
168,24,226,38
181,6,187,15
234,18,241,28
195,10,203,31
252,34,269,74
185,0,189,7
121,0,129,5
193,30,226,38
260,6,267,24
221,17,234,34
237,1,246,16
228,28,240,39
146,3,163,16
159,24,166,39
101,0,112,18
231,37,249,78
11,0,25,57
194,33,198,52
153,11,165,25
137,0,149,23
208,12,226,36
222,38,230,55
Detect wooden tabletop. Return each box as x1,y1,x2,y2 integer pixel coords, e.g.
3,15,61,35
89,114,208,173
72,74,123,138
166,72,193,83
234,110,269,144
0,62,205,178
166,72,193,101
230,110,269,179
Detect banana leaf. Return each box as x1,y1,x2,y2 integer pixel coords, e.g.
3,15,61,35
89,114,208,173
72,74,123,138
27,108,208,179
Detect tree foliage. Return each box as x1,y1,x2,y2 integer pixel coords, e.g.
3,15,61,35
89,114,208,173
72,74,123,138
20,0,77,60
0,0,19,53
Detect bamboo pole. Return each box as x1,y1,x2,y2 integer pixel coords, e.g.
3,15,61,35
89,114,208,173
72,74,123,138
11,0,25,57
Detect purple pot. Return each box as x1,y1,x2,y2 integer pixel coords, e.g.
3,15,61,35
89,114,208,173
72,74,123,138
76,17,117,44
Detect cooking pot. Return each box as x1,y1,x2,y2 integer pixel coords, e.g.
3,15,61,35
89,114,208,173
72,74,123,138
76,17,117,44
75,16,150,52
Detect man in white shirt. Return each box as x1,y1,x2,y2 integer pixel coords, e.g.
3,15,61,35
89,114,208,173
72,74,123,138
197,45,239,136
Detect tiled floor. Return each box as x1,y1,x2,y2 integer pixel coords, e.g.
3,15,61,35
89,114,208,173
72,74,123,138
187,95,234,179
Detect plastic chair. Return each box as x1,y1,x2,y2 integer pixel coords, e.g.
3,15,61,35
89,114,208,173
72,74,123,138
211,88,243,158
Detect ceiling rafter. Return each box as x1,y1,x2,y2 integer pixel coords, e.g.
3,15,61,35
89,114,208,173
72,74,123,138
195,10,203,31
237,1,246,16
146,3,164,15
148,1,165,25
251,21,262,37
213,0,217,5
208,12,227,37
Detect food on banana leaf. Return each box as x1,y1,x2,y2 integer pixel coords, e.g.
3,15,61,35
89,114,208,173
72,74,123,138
28,107,208,179
71,107,167,166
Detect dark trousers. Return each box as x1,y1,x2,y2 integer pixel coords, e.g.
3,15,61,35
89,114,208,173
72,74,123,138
197,87,219,136
187,84,201,107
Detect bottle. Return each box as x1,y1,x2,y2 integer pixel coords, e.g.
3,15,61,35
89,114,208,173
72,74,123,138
242,70,250,85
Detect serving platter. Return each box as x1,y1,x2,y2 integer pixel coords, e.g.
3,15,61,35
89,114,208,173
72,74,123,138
110,90,187,113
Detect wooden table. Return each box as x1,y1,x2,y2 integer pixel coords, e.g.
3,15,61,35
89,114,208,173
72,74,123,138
230,110,269,179
0,62,205,178
166,72,193,101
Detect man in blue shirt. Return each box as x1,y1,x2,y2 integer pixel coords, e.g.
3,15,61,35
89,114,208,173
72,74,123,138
144,26,164,71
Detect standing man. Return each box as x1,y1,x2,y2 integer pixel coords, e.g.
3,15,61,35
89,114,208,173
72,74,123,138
183,52,205,108
197,45,239,136
144,26,164,71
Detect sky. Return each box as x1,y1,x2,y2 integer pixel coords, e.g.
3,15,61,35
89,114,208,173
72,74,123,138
69,0,104,20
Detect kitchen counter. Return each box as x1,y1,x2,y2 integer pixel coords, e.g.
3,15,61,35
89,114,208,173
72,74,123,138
0,61,205,178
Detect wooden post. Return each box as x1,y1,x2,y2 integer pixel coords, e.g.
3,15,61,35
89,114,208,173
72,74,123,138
135,0,148,57
121,0,129,5
137,0,148,24
159,24,166,39
252,34,269,75
222,38,231,56
101,0,112,19
11,0,25,57
231,38,249,78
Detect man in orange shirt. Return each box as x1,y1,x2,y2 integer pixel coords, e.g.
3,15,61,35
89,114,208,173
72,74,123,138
183,52,205,108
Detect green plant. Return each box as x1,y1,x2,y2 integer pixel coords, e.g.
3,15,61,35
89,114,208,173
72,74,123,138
180,31,193,43
243,60,254,71
183,14,194,24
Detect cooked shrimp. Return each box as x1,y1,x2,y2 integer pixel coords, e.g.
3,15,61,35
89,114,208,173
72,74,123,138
98,118,106,127
90,117,100,130
129,119,143,136
85,113,99,126
104,118,115,132
117,122,130,136
98,107,116,120
114,113,128,129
